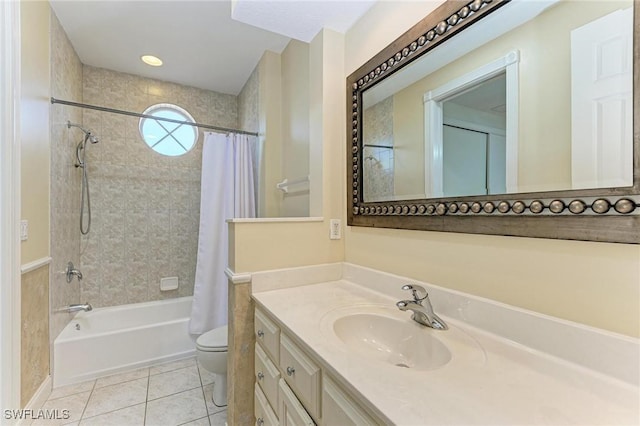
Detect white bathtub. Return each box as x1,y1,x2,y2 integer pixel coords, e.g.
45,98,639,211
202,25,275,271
53,297,196,387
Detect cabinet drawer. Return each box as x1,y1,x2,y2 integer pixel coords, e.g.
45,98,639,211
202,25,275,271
279,334,321,421
322,376,379,426
278,379,315,426
255,343,280,411
255,309,280,361
255,383,279,426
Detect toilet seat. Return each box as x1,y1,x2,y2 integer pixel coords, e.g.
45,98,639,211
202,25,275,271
196,325,228,352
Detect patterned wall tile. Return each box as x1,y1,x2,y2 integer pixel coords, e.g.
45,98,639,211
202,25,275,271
50,10,83,344
21,265,50,407
79,66,237,307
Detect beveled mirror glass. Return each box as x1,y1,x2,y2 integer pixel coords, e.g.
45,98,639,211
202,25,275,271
347,0,640,243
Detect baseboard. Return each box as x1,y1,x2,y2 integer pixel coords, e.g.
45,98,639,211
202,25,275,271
17,375,52,425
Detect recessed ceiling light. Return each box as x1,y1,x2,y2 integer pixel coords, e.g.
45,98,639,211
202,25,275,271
141,55,163,67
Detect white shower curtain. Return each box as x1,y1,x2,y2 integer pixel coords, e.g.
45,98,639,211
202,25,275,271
189,132,256,335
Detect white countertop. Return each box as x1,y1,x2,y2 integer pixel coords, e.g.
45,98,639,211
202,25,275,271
252,279,639,426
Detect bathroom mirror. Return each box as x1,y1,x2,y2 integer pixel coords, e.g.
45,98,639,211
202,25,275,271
347,0,640,243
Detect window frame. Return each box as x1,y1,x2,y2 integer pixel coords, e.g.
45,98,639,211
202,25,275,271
139,103,198,157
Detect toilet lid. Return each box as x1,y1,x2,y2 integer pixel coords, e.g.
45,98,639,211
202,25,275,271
196,325,228,351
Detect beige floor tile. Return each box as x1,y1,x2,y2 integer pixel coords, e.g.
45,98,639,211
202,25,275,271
33,391,91,426
196,362,216,386
82,378,147,418
149,357,196,375
147,365,202,400
94,368,149,389
202,384,226,415
179,416,211,426
79,403,145,425
209,411,227,426
49,381,96,400
145,388,208,426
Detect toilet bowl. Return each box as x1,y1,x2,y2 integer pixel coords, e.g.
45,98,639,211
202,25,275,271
196,325,228,407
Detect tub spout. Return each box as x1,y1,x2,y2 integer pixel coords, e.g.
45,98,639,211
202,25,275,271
66,303,93,313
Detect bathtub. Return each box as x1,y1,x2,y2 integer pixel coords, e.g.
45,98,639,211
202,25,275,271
53,297,196,387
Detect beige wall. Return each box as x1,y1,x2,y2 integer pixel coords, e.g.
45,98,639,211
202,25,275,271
229,221,343,273
230,30,346,273
384,0,630,194
21,0,51,264
20,0,51,407
255,41,312,218
257,51,283,218
345,0,640,338
281,40,311,217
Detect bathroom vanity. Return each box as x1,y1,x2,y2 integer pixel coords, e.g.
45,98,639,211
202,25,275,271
254,306,382,425
251,263,639,425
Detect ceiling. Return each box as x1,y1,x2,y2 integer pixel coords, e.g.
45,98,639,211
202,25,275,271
50,0,375,96
447,74,507,117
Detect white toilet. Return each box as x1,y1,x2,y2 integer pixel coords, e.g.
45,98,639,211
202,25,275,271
196,325,228,407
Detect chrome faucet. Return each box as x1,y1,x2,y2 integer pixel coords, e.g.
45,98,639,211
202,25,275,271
396,284,447,330
65,261,83,283
66,303,93,313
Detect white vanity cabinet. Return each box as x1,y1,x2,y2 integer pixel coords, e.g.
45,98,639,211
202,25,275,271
321,377,378,426
255,383,279,426
254,307,384,426
279,334,321,420
279,378,315,426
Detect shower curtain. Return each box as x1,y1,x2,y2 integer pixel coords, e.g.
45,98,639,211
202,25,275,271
189,132,256,334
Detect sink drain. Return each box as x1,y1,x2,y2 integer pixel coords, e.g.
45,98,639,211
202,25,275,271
395,363,410,368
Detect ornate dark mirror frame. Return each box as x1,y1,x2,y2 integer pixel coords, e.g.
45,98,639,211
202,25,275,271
347,0,640,243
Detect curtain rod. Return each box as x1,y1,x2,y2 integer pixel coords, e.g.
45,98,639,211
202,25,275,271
50,97,259,137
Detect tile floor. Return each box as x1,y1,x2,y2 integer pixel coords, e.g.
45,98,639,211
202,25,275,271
34,357,227,426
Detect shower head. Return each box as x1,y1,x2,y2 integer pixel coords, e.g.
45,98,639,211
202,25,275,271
67,121,99,143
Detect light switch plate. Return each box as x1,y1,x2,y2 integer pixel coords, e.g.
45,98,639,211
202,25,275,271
20,220,28,241
330,219,341,240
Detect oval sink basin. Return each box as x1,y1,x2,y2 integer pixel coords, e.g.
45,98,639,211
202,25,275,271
333,313,452,370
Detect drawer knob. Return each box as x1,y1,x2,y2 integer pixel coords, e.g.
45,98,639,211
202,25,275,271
257,372,264,380
257,329,264,338
286,366,295,376
257,418,264,426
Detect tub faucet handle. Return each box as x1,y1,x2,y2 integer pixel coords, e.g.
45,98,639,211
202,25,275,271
66,262,83,283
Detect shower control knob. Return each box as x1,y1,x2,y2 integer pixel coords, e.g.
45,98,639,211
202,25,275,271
286,366,295,376
257,418,264,426
257,372,264,380
257,330,264,338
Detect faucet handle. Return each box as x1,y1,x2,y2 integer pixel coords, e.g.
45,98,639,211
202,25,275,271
401,284,428,302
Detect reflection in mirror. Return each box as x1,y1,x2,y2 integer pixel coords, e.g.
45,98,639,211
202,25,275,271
361,0,633,202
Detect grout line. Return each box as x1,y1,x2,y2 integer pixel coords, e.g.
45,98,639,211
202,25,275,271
148,359,197,377
146,384,204,403
177,415,210,426
94,373,150,390
78,402,146,423
77,380,97,421
144,370,151,425
196,361,214,424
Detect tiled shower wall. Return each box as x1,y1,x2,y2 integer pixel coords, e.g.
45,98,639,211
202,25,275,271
363,96,394,201
237,66,261,207
79,66,238,308
50,11,83,340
